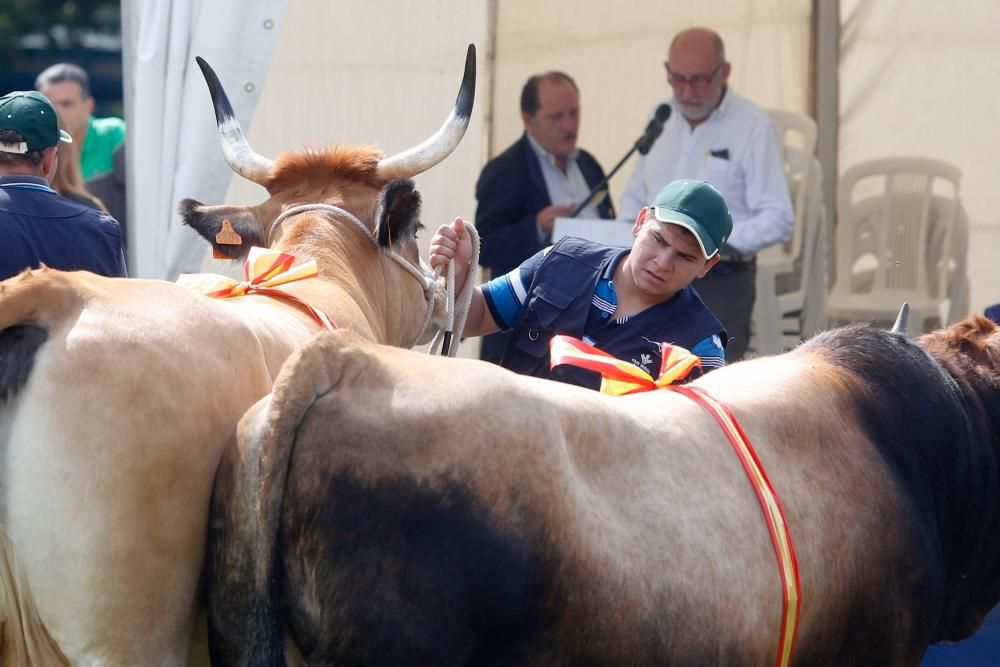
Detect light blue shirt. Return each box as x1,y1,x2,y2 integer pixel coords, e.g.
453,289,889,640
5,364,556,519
526,133,600,241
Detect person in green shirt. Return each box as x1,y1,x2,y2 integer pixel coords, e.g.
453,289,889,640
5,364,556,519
35,63,125,180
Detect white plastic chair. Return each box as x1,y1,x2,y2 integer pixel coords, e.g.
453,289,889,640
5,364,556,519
751,110,820,354
752,156,826,353
827,157,964,334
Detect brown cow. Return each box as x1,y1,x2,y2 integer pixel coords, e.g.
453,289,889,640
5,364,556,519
207,315,1000,666
0,46,474,665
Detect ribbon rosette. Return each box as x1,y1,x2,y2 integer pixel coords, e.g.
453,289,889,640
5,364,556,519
549,334,701,395
176,246,335,329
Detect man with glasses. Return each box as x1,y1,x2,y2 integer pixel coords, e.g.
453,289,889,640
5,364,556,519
619,27,793,361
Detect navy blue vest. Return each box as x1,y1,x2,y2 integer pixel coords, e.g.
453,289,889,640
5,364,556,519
502,237,727,390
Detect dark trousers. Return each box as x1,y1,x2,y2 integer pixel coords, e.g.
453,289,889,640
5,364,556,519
693,261,756,362
479,330,511,365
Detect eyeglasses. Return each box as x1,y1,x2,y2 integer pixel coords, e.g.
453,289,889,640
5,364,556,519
665,63,723,90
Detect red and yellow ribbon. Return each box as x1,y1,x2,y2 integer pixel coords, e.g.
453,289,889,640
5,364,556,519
548,334,701,395
176,246,336,330
550,336,800,667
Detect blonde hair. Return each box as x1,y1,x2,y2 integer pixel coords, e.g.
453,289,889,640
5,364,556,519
51,138,107,212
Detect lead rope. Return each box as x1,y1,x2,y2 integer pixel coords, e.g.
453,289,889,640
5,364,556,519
426,222,479,357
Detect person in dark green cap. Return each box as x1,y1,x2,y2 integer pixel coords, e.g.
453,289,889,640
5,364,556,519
0,90,126,280
429,179,732,390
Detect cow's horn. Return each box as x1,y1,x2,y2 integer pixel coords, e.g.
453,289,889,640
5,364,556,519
891,303,910,334
196,56,274,185
375,44,476,180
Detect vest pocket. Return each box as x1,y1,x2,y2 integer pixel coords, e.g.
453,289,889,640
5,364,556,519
511,284,576,359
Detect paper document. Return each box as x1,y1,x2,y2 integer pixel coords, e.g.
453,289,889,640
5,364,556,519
552,217,634,248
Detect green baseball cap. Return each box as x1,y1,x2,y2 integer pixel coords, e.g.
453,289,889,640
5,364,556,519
0,91,72,153
649,179,733,259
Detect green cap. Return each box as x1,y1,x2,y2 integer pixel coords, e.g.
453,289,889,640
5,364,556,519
649,179,733,259
0,91,72,153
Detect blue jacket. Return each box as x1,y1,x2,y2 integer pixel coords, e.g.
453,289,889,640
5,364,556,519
0,175,126,280
502,237,727,390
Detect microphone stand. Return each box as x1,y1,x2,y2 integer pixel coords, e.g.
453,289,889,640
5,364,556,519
570,105,670,218
568,147,637,218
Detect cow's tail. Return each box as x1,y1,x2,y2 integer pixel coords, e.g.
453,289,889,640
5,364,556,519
208,330,353,665
0,529,70,665
0,269,82,403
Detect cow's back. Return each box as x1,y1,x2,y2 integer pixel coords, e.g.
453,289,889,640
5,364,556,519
237,332,947,666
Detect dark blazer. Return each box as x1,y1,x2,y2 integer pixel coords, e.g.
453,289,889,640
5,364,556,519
474,134,615,277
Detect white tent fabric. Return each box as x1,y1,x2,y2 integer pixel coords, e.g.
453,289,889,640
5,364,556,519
123,0,286,279
839,0,1000,313
121,0,998,314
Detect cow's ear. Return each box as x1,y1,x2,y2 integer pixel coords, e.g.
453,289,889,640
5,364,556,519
179,199,267,260
375,180,422,248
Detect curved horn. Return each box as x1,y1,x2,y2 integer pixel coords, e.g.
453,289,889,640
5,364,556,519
196,56,274,185
891,303,910,334
375,44,476,180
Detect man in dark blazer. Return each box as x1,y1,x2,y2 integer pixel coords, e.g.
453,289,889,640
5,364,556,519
475,71,615,364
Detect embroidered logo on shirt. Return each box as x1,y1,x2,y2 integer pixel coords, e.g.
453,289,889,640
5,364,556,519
632,350,658,375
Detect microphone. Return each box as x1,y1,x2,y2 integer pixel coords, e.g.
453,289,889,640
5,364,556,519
634,104,671,155
567,104,672,218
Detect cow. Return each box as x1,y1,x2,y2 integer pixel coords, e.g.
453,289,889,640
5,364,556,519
206,314,1000,666
0,45,475,666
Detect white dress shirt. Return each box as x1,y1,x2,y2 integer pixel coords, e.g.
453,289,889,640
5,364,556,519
618,88,793,254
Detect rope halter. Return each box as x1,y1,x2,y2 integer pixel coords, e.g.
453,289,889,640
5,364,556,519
268,203,458,350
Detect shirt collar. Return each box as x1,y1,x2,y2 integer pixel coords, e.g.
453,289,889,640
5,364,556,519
525,132,579,169
0,174,55,191
710,85,733,122
603,248,630,281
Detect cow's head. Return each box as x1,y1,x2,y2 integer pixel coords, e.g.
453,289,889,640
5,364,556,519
179,47,475,346
918,315,1000,640
181,46,473,261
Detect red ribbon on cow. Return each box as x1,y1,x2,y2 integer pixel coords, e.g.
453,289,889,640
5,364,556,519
176,246,337,330
550,336,801,667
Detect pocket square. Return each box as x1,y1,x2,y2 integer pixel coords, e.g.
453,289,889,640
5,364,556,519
710,148,730,160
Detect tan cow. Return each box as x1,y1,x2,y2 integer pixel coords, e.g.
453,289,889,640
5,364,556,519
207,316,1000,666
0,46,475,665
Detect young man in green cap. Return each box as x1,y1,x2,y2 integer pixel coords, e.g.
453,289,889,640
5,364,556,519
429,179,732,389
0,90,126,280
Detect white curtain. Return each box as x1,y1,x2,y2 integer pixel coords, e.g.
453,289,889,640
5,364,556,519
122,0,287,279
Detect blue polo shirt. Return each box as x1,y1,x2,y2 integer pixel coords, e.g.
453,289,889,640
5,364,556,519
0,174,126,280
482,245,726,376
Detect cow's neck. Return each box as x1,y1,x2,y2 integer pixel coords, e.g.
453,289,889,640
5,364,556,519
275,240,418,347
